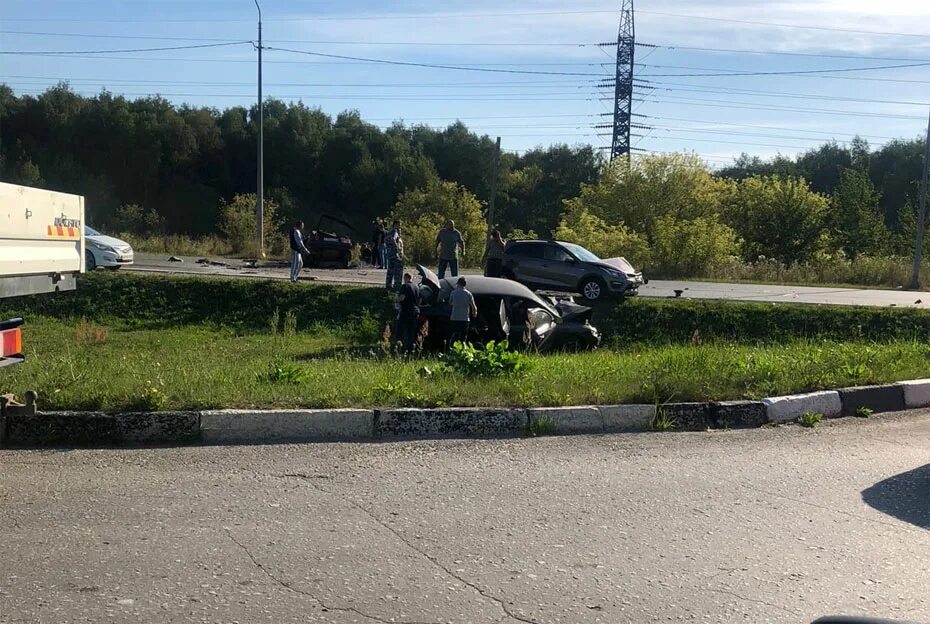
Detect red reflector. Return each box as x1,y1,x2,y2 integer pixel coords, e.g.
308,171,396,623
1,328,22,356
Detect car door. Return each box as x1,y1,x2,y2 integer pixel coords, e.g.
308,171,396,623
540,244,585,290
506,243,547,288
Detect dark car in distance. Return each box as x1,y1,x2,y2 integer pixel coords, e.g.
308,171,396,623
301,214,354,269
502,239,645,302
413,265,600,352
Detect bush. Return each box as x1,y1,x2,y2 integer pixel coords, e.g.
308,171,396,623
219,193,283,257
554,207,650,266
110,203,165,235
798,411,823,428
443,340,532,377
650,215,740,277
390,179,487,267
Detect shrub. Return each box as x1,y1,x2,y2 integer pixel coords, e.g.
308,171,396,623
554,207,651,266
798,411,823,428
259,362,308,385
219,193,282,256
650,215,740,277
390,179,486,267
442,340,532,377
110,203,164,235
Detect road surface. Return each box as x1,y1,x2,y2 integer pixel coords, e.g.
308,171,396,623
3,413,930,623
127,252,928,308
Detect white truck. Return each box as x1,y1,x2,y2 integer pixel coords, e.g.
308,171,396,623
0,182,84,368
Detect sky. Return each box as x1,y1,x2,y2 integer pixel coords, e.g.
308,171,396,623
2,0,930,165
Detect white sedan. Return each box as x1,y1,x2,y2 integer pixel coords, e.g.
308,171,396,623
84,226,134,270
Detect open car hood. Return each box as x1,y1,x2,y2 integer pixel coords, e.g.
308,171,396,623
555,300,593,324
598,257,637,273
416,264,441,293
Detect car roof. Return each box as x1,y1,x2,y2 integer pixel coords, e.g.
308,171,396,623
438,275,557,313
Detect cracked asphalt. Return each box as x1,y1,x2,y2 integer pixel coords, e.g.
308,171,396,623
3,412,930,623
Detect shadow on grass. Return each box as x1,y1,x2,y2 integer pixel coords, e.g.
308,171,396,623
295,345,390,361
861,463,930,530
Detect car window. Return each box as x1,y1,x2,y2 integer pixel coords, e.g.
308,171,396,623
560,242,600,263
544,245,573,262
84,226,101,236
509,243,545,259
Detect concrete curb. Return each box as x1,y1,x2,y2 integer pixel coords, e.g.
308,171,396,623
376,408,526,438
897,379,930,409
201,409,373,444
3,411,199,447
762,391,842,423
4,380,930,447
838,384,905,416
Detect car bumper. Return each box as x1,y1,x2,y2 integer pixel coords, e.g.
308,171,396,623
607,276,644,294
95,251,134,266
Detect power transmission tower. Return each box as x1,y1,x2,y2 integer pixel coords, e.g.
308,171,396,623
611,0,635,161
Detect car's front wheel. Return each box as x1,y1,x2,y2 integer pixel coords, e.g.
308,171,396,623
85,250,97,271
580,277,606,302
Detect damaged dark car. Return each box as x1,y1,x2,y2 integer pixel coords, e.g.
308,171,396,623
413,265,600,352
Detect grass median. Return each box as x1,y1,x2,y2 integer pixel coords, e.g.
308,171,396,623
5,315,930,411
5,272,930,412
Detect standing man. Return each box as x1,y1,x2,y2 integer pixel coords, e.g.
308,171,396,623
436,220,465,279
448,276,477,347
371,220,386,269
395,272,420,354
289,220,310,283
384,220,404,290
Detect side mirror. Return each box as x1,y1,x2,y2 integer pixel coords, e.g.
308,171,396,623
566,258,578,264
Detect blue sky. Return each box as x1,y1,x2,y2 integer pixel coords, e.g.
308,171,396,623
3,0,930,164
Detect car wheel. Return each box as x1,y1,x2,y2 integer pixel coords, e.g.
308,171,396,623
580,277,606,302
85,250,97,271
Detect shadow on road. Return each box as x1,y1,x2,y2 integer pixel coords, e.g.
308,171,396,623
862,464,930,530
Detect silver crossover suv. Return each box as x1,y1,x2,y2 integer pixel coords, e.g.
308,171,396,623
502,240,645,301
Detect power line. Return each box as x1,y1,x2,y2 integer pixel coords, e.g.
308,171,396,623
639,60,930,78
5,54,608,67
0,41,252,55
0,30,598,47
636,41,930,64
637,81,930,107
264,46,606,76
0,8,621,24
2,75,597,88
644,116,900,141
638,94,928,120
635,9,930,39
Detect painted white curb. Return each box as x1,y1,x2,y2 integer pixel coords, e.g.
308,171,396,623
598,404,655,432
527,406,602,433
762,391,842,423
896,379,930,409
200,409,373,443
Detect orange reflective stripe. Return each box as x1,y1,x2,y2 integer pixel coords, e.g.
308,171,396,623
67,227,75,237
47,225,53,236
56,226,64,237
1,328,22,356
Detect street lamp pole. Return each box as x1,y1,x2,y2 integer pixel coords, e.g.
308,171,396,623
254,0,265,257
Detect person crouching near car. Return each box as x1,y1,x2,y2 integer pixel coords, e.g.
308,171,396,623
395,272,420,354
448,276,477,348
483,229,507,277
289,220,311,283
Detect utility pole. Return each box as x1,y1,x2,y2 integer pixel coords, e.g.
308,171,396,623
911,107,930,289
487,136,501,232
254,0,265,257
610,0,635,161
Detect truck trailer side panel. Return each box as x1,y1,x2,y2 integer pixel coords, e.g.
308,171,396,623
0,182,84,298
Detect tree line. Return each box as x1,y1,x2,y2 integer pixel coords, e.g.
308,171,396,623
1,84,927,283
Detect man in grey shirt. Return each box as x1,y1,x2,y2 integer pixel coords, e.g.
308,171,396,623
448,276,477,347
436,220,465,279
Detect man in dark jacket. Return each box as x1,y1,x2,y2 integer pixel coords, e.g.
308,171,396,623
289,220,310,282
395,272,420,353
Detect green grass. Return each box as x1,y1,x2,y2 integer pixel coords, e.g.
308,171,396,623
6,315,930,411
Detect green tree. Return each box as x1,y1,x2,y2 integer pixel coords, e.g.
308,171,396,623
219,193,281,256
390,179,485,266
650,215,740,277
831,168,889,259
553,206,650,267
725,176,829,264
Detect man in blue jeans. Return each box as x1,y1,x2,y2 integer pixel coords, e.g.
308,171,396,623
436,220,465,279
448,277,477,347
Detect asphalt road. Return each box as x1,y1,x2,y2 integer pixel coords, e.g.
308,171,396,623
3,413,930,623
127,252,928,308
